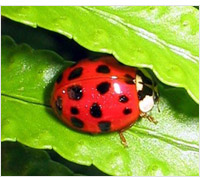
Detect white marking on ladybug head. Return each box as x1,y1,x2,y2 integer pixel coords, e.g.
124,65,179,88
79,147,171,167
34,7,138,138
139,95,154,113
136,69,158,113
136,74,143,91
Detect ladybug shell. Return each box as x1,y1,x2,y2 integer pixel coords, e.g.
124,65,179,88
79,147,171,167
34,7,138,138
51,56,140,134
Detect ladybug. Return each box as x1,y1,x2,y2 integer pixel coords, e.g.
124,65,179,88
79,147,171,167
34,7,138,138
51,56,158,146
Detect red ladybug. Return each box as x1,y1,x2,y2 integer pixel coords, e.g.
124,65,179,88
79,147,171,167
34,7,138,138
51,56,158,145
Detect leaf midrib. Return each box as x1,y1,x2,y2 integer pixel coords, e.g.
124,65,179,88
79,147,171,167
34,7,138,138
129,127,199,152
2,93,198,152
1,93,51,108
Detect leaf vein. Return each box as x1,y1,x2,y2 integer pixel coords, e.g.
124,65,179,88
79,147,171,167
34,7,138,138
129,126,199,151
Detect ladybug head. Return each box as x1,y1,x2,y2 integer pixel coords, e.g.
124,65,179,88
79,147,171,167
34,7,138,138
135,69,159,113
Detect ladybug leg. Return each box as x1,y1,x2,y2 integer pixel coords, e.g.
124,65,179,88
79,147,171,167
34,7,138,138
119,130,128,148
140,112,158,124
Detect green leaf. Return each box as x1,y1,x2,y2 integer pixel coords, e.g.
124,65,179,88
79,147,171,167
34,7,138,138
1,142,75,176
1,35,73,105
1,36,199,176
1,6,199,103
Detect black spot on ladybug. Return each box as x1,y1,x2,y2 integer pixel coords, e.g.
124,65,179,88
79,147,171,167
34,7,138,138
55,96,62,114
71,117,84,128
67,85,83,100
119,95,129,103
96,65,110,73
137,70,152,85
97,82,111,94
68,67,83,80
56,73,63,84
70,107,79,115
137,85,153,100
123,107,132,115
124,74,135,84
90,103,102,118
98,121,111,132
